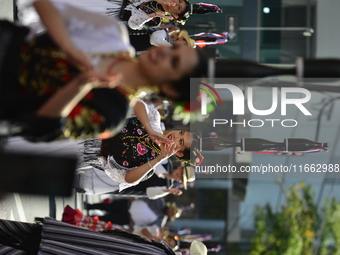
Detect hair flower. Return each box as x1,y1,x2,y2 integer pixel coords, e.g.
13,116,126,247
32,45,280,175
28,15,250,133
194,151,204,166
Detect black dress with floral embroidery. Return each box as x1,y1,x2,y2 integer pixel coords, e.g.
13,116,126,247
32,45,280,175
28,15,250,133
0,28,129,142
101,117,161,169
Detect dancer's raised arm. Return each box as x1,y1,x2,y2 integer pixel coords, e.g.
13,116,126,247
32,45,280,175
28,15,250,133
33,0,93,70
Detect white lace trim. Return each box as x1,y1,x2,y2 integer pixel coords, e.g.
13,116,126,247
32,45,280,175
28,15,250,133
146,106,162,133
125,5,153,30
103,156,140,191
146,105,161,125
129,0,150,6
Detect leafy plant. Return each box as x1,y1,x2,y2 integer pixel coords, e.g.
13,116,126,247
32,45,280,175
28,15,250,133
250,181,340,255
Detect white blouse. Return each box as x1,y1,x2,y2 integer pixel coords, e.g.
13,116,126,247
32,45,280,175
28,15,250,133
129,99,163,133
17,0,135,63
18,0,159,32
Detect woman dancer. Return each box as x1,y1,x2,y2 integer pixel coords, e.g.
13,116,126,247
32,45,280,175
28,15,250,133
80,99,202,191
0,0,206,141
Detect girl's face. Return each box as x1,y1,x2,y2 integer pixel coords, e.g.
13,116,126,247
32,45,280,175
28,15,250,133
164,130,192,158
171,33,188,46
138,45,198,98
164,236,176,248
165,0,187,18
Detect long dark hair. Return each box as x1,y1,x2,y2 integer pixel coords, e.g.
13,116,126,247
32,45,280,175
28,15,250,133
175,0,191,22
176,132,200,164
160,48,208,102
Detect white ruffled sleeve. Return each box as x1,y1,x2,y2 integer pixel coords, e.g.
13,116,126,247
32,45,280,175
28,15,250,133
56,3,134,55
103,155,154,191
130,99,162,133
150,30,172,47
154,159,168,178
17,0,135,56
103,156,136,191
146,186,169,199
140,101,162,133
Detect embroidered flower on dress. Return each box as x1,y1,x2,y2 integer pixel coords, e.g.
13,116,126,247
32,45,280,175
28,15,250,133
137,129,143,135
44,85,53,94
151,150,155,156
56,59,69,67
145,138,150,143
123,161,129,166
122,128,128,133
137,143,147,155
91,113,102,123
68,104,83,120
62,73,72,82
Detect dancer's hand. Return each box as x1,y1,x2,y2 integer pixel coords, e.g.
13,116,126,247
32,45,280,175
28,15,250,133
32,0,93,71
79,71,122,89
36,71,117,119
93,72,123,89
160,24,180,33
158,143,179,160
64,46,94,71
147,129,172,146
163,188,183,196
72,71,99,87
163,165,183,182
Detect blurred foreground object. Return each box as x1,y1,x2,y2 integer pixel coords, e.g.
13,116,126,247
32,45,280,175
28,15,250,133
0,152,76,196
